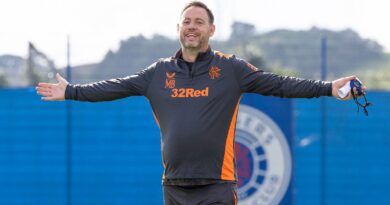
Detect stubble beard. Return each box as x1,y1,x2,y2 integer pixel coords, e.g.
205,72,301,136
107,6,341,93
180,35,206,52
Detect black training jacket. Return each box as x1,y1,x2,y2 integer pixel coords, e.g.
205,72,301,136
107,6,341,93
65,47,332,185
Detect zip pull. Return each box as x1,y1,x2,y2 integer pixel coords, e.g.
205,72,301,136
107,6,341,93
186,61,195,79
190,62,196,79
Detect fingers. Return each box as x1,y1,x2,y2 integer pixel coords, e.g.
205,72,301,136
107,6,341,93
38,91,63,101
36,73,67,88
36,86,51,92
35,85,53,97
352,87,357,94
362,86,367,94
37,83,54,88
36,87,52,96
56,73,63,81
343,75,356,82
37,90,51,97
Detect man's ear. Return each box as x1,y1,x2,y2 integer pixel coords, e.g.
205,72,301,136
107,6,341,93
177,23,180,33
209,24,216,37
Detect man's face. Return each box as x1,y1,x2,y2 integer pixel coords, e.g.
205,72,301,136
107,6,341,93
177,6,215,51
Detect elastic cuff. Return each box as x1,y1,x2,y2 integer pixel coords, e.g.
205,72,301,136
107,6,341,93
325,81,333,96
65,84,73,100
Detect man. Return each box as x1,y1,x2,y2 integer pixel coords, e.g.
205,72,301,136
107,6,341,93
36,1,364,205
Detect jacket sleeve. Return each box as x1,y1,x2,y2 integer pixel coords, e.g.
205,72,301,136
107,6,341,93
65,62,157,102
233,58,332,98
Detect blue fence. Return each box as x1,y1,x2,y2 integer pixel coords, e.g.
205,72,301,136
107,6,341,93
0,88,389,205
294,91,390,205
0,88,162,205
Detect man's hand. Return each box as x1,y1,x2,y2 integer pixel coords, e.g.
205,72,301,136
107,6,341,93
36,73,69,101
331,75,366,100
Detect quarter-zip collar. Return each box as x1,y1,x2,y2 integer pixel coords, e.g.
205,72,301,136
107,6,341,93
173,47,213,78
174,47,213,62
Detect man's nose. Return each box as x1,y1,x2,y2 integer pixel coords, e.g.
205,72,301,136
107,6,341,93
187,22,197,30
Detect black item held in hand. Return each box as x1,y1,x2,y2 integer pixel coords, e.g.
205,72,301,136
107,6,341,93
350,79,372,116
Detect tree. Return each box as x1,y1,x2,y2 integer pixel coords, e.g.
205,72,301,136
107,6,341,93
0,73,8,87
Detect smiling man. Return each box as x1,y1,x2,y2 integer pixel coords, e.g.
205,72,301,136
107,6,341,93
178,3,215,63
36,1,363,205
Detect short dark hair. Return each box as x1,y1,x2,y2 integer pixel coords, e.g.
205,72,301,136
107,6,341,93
181,1,214,24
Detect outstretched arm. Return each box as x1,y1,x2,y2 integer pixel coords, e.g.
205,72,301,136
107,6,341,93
36,73,68,101
235,58,366,99
36,63,157,102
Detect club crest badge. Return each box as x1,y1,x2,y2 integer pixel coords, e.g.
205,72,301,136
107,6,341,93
235,105,292,205
209,66,221,80
165,72,176,89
